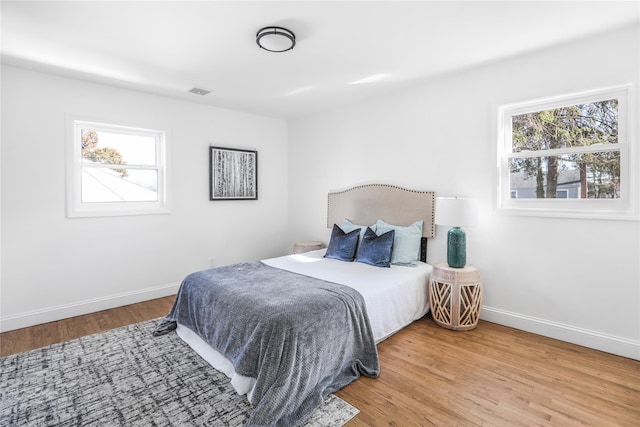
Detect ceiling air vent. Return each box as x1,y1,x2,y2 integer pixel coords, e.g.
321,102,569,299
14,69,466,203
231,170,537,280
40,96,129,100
188,87,211,96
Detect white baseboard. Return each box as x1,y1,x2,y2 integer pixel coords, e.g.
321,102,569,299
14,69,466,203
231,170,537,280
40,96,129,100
481,306,640,361
4,293,638,361
0,282,180,333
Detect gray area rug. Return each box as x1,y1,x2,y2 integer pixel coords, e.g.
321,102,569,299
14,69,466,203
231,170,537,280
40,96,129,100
0,319,359,426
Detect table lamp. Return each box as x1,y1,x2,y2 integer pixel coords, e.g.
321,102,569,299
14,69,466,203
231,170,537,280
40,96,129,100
435,197,478,268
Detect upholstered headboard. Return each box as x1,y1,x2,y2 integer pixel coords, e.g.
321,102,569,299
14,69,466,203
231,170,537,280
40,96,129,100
327,184,436,261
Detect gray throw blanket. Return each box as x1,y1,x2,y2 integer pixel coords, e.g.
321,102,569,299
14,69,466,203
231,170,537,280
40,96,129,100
154,261,379,427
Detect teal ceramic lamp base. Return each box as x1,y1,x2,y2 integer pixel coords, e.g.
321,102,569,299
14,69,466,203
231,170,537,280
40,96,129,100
447,226,466,268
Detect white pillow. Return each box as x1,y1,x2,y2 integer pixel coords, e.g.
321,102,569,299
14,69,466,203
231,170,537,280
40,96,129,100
375,219,423,266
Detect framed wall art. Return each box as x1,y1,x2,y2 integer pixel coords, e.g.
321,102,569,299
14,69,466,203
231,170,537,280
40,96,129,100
209,146,258,200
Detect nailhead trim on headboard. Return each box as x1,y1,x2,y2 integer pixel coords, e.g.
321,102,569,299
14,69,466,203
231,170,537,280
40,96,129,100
327,184,436,238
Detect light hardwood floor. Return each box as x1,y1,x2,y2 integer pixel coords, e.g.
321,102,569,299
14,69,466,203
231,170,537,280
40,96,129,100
1,296,638,426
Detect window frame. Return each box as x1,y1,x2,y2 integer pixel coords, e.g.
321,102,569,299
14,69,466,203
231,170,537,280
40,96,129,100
67,117,171,218
496,85,638,220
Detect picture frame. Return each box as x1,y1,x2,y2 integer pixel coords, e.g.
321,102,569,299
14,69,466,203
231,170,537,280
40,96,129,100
209,146,258,200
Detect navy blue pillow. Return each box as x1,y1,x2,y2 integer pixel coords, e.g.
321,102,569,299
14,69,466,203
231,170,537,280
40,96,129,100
324,224,360,262
356,227,395,268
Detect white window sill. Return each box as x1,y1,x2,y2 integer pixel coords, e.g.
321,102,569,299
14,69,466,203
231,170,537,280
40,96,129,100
497,205,639,221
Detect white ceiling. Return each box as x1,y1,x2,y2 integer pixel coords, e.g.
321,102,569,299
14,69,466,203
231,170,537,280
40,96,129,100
2,1,638,120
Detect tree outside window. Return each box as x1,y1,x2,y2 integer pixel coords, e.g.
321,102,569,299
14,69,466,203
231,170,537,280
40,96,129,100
497,86,636,220
509,100,619,200
67,119,169,218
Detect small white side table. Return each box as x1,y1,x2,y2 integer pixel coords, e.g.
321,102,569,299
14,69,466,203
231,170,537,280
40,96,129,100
429,262,483,331
292,241,325,254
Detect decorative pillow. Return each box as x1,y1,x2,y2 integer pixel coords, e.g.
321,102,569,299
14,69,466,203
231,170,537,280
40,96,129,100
356,227,395,268
324,224,360,262
341,218,376,245
375,219,423,266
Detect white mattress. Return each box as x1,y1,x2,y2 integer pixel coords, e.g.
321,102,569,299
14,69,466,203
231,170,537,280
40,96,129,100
263,249,432,342
176,249,432,397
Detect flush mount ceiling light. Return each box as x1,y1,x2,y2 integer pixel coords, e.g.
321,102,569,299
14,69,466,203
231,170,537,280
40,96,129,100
256,26,295,52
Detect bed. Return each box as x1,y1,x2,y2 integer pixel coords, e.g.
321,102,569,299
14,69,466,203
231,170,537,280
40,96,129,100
154,184,436,426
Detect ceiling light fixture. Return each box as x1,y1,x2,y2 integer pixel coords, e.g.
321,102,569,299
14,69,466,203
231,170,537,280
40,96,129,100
256,26,295,53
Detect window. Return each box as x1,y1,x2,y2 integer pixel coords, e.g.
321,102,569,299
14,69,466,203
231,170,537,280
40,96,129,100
497,86,637,220
67,119,170,217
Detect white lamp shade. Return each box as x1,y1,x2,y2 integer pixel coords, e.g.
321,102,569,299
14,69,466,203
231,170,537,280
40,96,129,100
435,197,478,227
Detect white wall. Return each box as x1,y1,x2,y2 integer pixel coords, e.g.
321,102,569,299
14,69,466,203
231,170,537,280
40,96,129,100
1,66,289,331
288,25,640,359
2,26,638,360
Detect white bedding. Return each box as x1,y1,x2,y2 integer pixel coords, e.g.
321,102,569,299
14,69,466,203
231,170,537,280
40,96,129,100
176,249,432,397
263,249,432,342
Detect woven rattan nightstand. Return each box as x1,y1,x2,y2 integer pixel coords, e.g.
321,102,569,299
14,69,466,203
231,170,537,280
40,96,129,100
429,263,483,330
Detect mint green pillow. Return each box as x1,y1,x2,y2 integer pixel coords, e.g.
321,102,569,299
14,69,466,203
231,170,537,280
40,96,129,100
375,219,423,266
341,219,376,245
